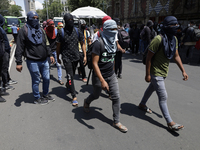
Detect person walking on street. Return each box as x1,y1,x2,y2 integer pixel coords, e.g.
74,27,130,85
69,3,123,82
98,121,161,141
129,22,140,55
44,19,64,85
138,16,188,131
15,11,55,105
56,13,86,107
181,21,197,64
11,23,18,43
0,14,10,102
83,19,128,133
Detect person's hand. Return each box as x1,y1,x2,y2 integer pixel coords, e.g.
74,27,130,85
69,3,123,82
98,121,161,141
50,56,55,64
145,74,151,82
16,65,23,72
182,72,188,81
83,56,87,66
101,80,109,92
121,49,126,53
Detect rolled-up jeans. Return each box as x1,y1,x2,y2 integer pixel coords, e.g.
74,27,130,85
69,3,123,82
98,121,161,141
26,58,50,100
140,75,173,123
85,73,120,124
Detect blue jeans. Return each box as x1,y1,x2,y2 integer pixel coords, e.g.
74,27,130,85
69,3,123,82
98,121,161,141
26,59,50,100
52,51,62,81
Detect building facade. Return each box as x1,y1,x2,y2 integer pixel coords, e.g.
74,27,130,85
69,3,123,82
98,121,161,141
24,0,36,15
109,0,200,27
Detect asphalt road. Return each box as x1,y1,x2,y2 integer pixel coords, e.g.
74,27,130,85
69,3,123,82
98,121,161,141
0,45,199,150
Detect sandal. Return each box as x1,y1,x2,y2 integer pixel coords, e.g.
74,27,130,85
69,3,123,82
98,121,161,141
71,100,78,107
168,123,184,131
113,122,128,133
138,104,152,114
59,80,64,85
83,99,90,113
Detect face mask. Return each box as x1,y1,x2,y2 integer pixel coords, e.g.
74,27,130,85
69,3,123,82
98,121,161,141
164,26,178,36
28,18,39,29
66,20,74,28
47,26,54,31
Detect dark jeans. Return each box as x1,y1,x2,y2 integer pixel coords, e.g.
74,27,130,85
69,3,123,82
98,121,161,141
78,52,86,79
63,59,79,98
131,39,139,54
115,51,122,76
1,52,9,87
85,73,120,124
13,34,18,43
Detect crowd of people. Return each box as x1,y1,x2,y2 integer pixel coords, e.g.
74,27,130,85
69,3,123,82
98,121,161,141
2,10,199,133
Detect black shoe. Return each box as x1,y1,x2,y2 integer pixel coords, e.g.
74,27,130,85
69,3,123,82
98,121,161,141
0,88,9,96
5,85,15,90
43,94,55,101
0,96,6,102
118,74,122,79
34,97,49,105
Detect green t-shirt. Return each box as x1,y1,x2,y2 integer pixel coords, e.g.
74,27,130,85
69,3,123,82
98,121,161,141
149,35,178,77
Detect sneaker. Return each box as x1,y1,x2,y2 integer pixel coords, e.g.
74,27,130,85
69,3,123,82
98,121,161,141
34,97,49,105
82,78,87,83
0,88,9,96
43,94,55,102
5,85,15,90
0,96,6,102
118,74,122,79
7,80,18,85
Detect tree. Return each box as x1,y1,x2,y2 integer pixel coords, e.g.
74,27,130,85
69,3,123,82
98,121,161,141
42,0,65,19
8,5,22,17
36,9,46,21
0,0,10,16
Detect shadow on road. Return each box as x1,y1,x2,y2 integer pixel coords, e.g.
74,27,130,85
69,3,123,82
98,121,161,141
120,102,180,136
72,106,113,129
14,93,35,107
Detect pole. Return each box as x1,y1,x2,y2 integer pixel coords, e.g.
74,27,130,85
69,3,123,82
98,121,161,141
46,0,49,20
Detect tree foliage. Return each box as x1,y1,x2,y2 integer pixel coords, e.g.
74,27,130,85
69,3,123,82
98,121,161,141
42,0,65,20
8,5,22,17
0,0,10,16
67,0,110,12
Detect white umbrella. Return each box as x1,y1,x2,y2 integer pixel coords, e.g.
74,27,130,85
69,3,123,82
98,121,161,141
71,6,107,19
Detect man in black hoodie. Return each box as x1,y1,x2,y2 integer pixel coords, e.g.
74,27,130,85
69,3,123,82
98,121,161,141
0,14,10,102
56,13,86,107
15,11,55,105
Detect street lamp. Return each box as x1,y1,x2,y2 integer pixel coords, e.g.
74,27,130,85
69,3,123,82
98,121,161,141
46,0,49,20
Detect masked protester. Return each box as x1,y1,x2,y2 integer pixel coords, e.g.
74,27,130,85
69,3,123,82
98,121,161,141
57,22,63,30
15,11,55,105
45,19,64,85
83,20,128,133
138,16,188,131
56,13,86,107
0,14,12,102
77,19,90,83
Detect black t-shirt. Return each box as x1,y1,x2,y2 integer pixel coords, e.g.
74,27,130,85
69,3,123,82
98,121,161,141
47,36,57,53
57,28,84,62
92,40,115,78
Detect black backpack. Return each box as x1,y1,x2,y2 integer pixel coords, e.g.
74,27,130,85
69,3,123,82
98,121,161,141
118,29,130,49
193,27,200,42
87,37,104,69
0,28,5,58
142,34,163,65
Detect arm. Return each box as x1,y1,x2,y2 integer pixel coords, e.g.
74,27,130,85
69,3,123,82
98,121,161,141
80,41,87,65
145,50,154,82
173,50,188,81
92,53,109,91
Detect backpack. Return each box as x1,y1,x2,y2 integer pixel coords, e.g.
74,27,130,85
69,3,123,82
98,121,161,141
193,27,200,42
0,28,5,58
87,37,104,69
142,34,163,65
118,29,130,49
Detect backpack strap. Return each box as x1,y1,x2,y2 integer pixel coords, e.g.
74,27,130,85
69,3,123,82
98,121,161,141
61,28,64,41
98,37,105,51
